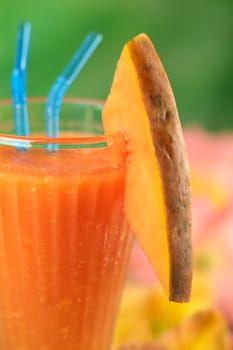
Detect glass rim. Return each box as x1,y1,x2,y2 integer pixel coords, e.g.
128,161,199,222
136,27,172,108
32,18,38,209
0,96,112,147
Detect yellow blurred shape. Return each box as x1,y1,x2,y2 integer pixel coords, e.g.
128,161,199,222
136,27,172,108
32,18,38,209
112,274,215,349
152,309,230,350
191,171,228,209
115,308,230,350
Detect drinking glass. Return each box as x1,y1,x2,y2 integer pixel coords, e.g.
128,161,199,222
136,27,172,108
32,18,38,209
0,97,132,350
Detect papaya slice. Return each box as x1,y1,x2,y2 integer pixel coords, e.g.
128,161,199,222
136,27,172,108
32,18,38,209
102,33,192,302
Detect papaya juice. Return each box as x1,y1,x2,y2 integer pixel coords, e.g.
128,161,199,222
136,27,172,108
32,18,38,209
0,99,132,350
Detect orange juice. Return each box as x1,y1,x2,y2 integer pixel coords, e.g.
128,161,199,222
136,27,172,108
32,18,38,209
0,99,132,350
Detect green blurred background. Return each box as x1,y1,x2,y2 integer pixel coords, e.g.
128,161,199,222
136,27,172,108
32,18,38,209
0,0,232,130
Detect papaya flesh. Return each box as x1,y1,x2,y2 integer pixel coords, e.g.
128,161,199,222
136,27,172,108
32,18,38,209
102,34,192,302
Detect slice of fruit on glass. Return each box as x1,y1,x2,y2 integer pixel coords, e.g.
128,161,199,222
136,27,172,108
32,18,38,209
102,33,192,302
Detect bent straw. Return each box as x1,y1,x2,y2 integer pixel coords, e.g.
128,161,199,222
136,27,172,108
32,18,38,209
45,32,103,151
11,22,31,138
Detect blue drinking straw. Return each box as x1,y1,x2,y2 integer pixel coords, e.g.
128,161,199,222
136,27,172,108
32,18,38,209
11,22,31,137
45,32,103,151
